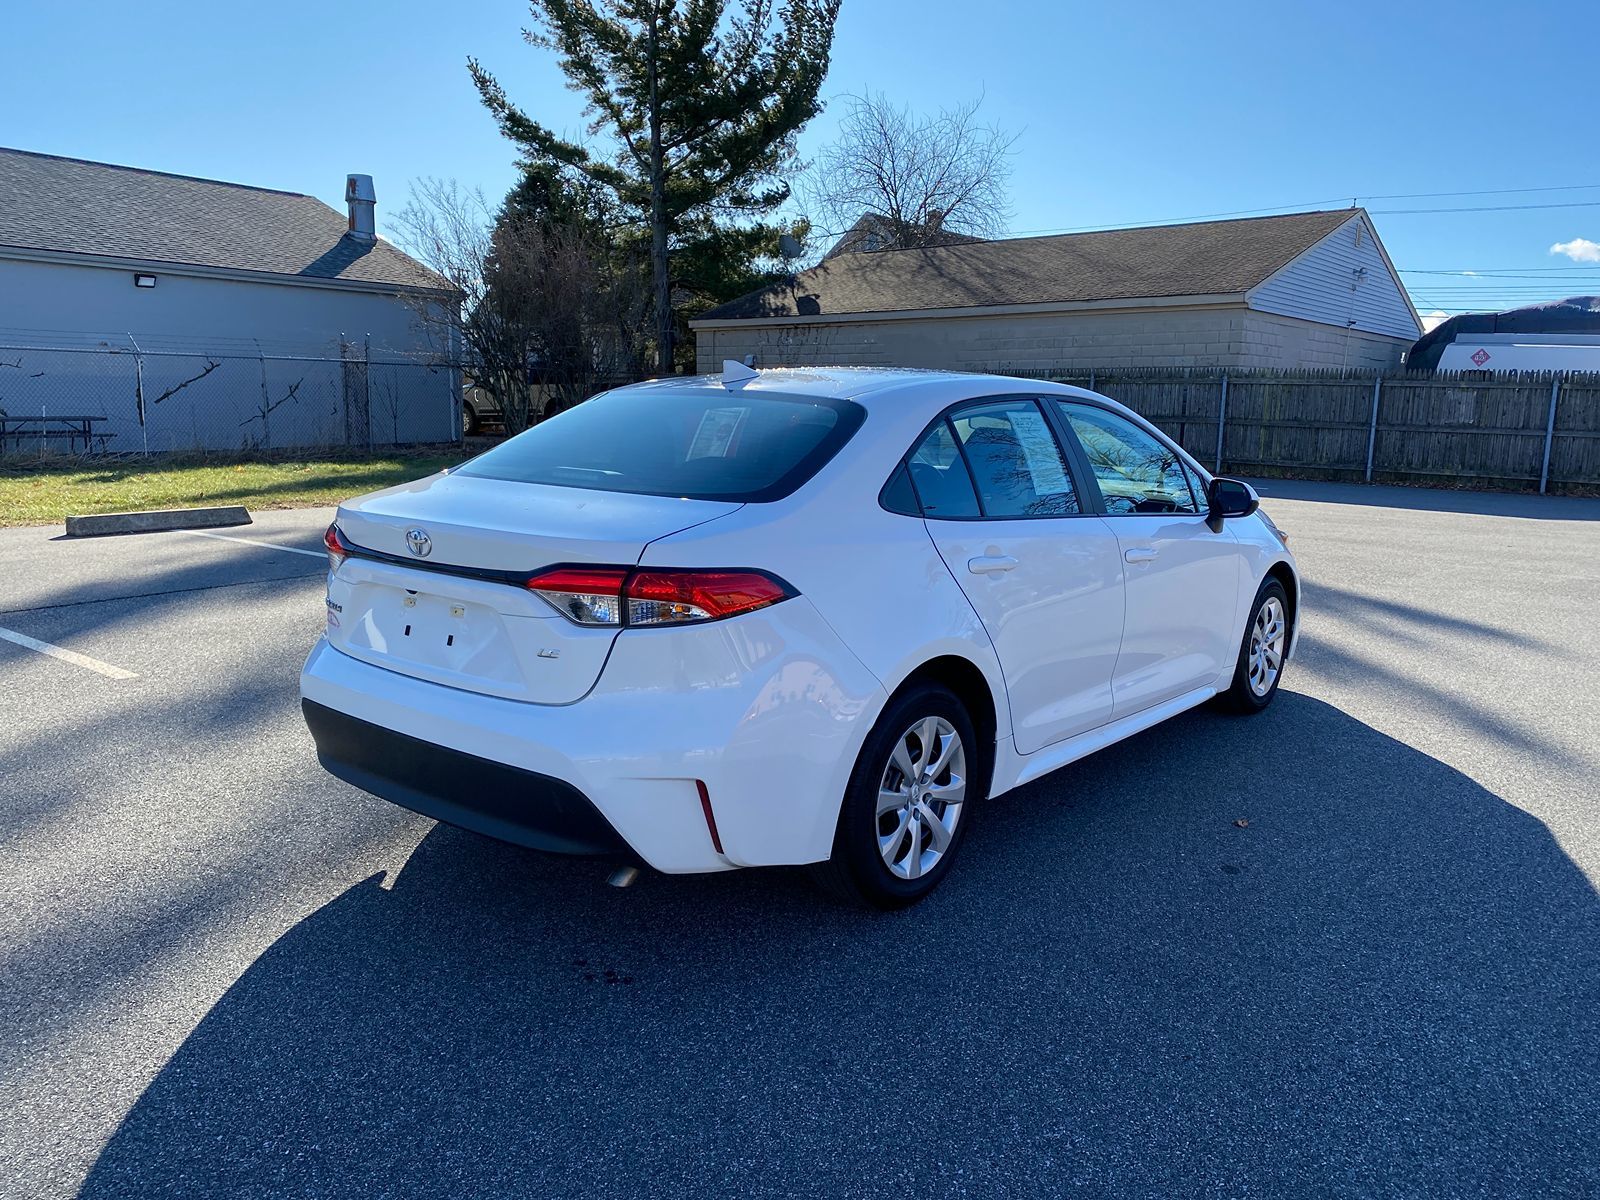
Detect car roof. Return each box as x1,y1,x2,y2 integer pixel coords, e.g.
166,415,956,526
617,366,1203,480
622,366,1103,409
614,367,1210,480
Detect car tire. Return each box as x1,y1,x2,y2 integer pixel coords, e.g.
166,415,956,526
1214,577,1290,714
462,402,479,437
809,684,978,909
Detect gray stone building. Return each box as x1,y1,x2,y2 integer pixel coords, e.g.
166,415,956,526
0,147,457,451
692,209,1421,375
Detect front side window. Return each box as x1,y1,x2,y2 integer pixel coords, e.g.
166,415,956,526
1055,402,1200,515
1180,461,1210,510
456,387,864,502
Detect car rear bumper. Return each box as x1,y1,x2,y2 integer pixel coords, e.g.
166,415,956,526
299,597,886,874
302,698,638,860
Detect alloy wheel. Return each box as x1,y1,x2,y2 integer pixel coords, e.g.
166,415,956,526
1248,596,1286,697
876,716,966,880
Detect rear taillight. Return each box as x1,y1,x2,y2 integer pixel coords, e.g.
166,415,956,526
525,566,794,627
523,566,629,626
624,569,793,626
324,524,348,572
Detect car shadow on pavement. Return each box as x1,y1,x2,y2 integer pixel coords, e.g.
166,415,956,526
1249,479,1600,521
1304,579,1554,652
77,693,1599,1199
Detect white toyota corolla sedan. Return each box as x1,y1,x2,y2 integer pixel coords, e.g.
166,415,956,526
301,365,1297,907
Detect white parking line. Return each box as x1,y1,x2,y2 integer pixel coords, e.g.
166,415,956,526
0,625,139,679
172,529,325,559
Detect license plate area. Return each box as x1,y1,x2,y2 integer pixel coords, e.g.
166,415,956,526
327,565,621,704
386,590,481,663
352,586,513,678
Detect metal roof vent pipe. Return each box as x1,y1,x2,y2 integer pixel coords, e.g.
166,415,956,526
345,174,376,241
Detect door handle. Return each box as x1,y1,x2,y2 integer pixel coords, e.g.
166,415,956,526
968,554,1019,575
1123,547,1159,564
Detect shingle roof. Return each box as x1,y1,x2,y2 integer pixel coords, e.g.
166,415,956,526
0,147,444,291
698,209,1358,321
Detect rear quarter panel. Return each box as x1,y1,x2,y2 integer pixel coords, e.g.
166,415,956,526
639,388,1014,799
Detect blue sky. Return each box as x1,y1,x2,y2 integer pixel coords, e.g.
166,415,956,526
7,0,1598,319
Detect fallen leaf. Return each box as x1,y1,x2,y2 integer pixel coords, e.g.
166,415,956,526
1233,818,1249,828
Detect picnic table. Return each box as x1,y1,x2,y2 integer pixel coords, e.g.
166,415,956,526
0,414,114,454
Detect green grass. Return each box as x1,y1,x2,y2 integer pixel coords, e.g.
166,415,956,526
0,452,468,527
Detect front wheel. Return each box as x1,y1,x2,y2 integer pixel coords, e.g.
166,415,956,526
809,685,977,909
461,401,479,438
1215,578,1290,713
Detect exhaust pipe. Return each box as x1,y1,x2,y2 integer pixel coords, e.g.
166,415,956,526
606,865,640,889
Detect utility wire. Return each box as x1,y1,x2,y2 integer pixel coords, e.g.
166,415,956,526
1401,267,1600,275
1005,201,1348,236
1006,182,1600,237
1372,200,1600,215
1359,182,1600,201
1399,283,1600,289
1406,289,1600,296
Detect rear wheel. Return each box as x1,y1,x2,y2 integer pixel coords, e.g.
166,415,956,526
462,401,479,437
809,684,976,909
1215,578,1289,713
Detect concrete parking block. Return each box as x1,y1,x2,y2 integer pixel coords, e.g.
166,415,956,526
63,506,252,537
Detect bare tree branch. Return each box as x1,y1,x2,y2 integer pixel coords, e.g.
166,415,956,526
239,379,303,427
801,91,1018,255
150,360,222,405
390,177,650,432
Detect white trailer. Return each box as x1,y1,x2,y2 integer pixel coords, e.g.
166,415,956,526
1436,332,1600,372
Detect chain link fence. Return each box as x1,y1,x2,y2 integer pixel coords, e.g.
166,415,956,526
0,335,461,457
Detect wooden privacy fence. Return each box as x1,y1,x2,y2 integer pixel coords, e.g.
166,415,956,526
1014,367,1600,494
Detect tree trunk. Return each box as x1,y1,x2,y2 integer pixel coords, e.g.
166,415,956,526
647,10,672,374
497,368,533,435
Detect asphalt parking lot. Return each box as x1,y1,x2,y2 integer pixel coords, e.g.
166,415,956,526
2,481,1597,1199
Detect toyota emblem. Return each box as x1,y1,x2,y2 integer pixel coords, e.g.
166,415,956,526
405,528,433,558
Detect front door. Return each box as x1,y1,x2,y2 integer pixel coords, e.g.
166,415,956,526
910,399,1126,755
1052,401,1242,717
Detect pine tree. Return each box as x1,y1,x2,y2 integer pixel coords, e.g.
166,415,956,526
470,0,840,373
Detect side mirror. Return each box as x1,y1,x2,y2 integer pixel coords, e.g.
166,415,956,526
1207,477,1259,525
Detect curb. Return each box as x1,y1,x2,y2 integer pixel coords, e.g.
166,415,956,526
64,506,254,537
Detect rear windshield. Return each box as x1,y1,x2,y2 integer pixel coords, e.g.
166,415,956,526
455,387,865,502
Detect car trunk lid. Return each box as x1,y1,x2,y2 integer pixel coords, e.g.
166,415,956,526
324,471,741,703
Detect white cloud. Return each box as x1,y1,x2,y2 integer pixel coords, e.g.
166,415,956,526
1550,237,1600,263
1421,310,1451,332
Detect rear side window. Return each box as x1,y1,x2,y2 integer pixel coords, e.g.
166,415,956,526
456,387,865,502
900,400,1081,520
907,422,980,518
949,401,1080,517
879,464,919,516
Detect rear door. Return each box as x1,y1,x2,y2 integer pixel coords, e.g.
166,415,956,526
1051,400,1241,717
911,398,1126,755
